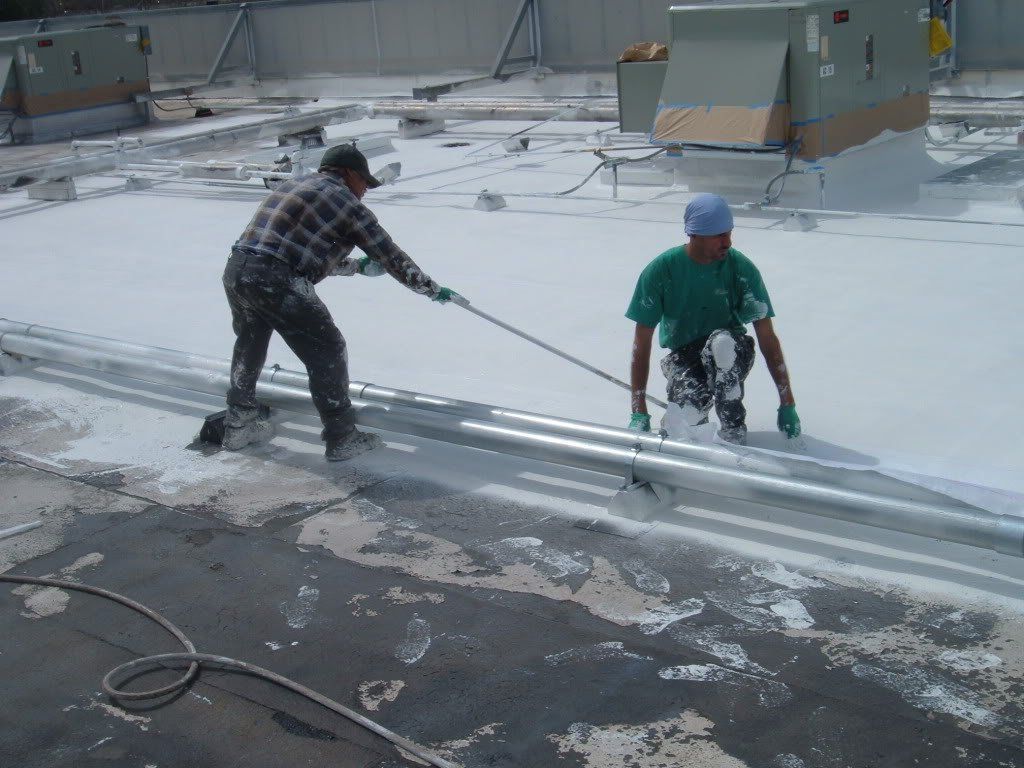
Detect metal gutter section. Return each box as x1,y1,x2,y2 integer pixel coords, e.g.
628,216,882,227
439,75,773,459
1,329,1021,559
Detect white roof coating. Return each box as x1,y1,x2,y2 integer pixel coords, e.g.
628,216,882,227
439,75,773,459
3,110,1023,478
1,96,1022,587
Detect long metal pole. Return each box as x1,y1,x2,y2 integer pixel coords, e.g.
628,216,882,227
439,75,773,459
368,100,619,122
0,319,975,504
1,332,1021,558
451,296,667,409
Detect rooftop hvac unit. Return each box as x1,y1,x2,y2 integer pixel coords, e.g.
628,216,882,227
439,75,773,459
0,25,152,144
618,0,931,160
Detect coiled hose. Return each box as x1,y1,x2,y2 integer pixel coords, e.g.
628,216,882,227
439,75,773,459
0,573,463,768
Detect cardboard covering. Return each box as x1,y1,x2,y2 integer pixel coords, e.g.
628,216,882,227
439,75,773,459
20,80,149,117
618,42,669,63
653,102,790,146
793,92,929,158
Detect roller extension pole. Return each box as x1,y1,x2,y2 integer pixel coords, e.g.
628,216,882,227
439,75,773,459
451,296,668,409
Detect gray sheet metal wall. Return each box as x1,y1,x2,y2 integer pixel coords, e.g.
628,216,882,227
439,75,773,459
251,0,526,77
537,0,670,70
957,0,1024,70
0,0,1017,83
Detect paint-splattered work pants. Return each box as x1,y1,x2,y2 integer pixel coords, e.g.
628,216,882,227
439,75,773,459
661,329,756,441
222,250,355,441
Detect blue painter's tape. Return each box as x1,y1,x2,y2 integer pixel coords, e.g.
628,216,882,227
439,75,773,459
659,101,783,112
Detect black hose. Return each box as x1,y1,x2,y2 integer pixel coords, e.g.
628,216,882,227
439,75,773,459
557,147,668,196
0,573,462,768
762,139,804,205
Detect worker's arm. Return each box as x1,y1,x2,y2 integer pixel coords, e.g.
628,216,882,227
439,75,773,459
753,317,801,437
630,323,656,415
753,318,794,405
337,194,443,297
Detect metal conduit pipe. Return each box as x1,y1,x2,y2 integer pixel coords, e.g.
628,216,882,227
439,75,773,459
0,320,955,502
1,332,1021,558
0,105,364,190
0,319,973,505
368,100,619,123
929,97,1024,127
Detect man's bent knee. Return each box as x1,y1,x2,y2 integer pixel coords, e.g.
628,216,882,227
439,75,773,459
707,331,739,371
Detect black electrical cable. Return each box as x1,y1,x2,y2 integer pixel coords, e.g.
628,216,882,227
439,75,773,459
761,138,805,205
556,147,668,196
0,573,462,768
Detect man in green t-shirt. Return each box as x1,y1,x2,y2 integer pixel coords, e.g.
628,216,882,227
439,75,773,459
625,193,800,444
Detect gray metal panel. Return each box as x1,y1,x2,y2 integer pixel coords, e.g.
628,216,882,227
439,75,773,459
617,60,667,132
254,3,379,76
0,52,13,103
146,11,246,81
958,0,1024,70
660,7,789,106
375,0,523,75
787,7,818,127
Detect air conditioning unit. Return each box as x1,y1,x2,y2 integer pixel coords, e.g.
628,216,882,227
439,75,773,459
0,24,152,144
618,0,931,161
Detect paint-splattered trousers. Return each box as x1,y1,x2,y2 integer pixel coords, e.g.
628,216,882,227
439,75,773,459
222,250,355,441
660,329,756,441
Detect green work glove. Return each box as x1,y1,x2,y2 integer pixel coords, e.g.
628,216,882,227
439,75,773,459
432,286,459,304
628,412,652,433
358,256,385,277
777,405,801,438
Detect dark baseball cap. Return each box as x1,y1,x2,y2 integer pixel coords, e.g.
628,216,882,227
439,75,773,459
318,144,382,188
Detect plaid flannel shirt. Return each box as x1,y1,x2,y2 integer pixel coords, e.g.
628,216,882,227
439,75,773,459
232,171,440,296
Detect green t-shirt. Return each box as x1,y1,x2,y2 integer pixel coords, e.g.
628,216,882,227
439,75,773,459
625,246,774,350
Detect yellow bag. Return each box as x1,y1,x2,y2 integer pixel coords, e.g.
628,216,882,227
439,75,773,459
930,17,953,57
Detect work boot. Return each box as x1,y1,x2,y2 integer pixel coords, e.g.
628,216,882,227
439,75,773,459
222,419,275,451
325,430,384,462
718,425,747,445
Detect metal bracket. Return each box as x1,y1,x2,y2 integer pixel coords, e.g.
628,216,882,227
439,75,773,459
0,351,39,377
206,4,257,87
623,441,642,487
493,0,537,79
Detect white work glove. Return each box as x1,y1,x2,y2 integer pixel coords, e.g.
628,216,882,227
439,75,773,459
328,256,360,277
357,256,385,277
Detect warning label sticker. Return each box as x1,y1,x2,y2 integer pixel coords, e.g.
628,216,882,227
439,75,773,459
807,15,821,52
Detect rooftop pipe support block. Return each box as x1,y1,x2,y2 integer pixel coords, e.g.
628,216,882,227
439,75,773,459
398,118,446,140
474,191,507,212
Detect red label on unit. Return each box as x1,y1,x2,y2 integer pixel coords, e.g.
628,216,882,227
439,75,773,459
834,10,850,23
37,39,54,47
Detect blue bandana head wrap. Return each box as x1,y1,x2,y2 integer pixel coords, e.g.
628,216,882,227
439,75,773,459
684,193,734,236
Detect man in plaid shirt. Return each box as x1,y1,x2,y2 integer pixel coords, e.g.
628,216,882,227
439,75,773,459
222,144,457,461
